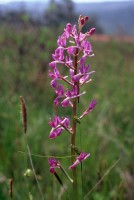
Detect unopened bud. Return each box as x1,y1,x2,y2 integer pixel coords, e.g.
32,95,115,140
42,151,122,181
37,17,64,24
80,18,85,26
84,16,89,22
89,28,96,35
78,15,89,31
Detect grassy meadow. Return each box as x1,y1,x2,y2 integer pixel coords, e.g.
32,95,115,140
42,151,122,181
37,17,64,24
0,24,134,200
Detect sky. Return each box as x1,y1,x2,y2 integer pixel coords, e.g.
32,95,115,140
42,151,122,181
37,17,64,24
0,0,132,4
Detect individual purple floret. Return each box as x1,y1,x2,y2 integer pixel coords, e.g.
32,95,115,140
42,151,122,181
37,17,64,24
49,115,71,139
52,47,64,61
61,86,86,107
48,158,60,174
69,151,90,169
81,40,92,57
80,99,97,119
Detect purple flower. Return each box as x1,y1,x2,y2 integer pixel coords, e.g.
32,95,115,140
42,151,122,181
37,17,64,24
51,79,58,88
71,73,83,82
49,115,61,127
48,158,60,174
54,84,83,107
50,128,63,139
66,86,78,98
65,56,73,67
69,151,90,169
49,61,56,69
49,115,71,139
71,25,77,37
49,68,61,88
79,57,90,74
55,84,64,96
70,58,89,83
61,97,70,107
79,57,95,85
70,69,74,78
79,32,85,41
53,84,64,106
75,32,85,48
67,46,76,55
53,84,65,106
54,97,60,106
57,34,66,47
80,99,97,118
69,57,94,85
64,23,73,38
75,37,81,48
52,47,64,61
88,99,97,111
61,86,86,107
49,68,60,79
81,40,92,56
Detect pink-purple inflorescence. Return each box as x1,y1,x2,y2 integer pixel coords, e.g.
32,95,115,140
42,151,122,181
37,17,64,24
48,16,97,172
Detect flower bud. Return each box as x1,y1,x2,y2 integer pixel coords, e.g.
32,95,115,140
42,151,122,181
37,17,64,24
80,17,85,26
89,28,96,35
84,16,89,23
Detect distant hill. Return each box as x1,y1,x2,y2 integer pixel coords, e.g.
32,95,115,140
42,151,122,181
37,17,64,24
0,0,134,35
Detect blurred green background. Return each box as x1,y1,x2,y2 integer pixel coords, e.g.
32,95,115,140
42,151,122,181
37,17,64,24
0,1,134,199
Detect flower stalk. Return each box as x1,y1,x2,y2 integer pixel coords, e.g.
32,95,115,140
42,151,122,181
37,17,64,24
48,15,97,198
71,48,79,197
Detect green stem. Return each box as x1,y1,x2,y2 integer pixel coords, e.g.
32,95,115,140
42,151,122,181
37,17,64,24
71,48,79,198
